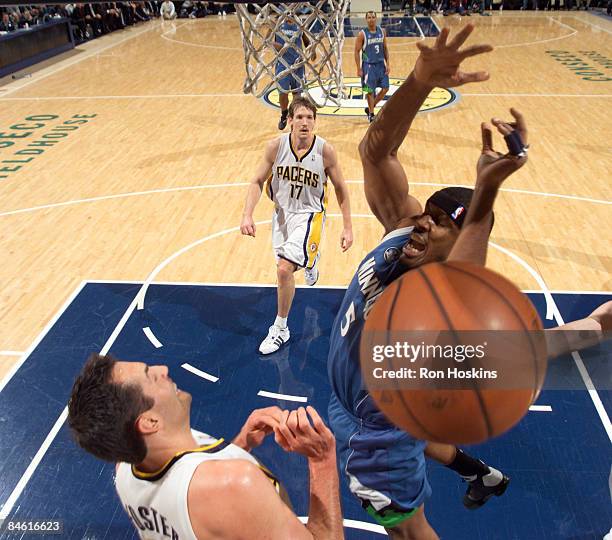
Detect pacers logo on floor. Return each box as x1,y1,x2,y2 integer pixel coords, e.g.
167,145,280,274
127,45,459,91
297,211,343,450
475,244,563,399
263,77,458,116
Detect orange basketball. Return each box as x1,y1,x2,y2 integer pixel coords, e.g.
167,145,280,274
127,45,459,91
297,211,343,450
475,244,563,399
360,261,547,445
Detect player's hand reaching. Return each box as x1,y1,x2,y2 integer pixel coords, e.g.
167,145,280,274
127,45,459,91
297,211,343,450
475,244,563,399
233,406,283,452
589,300,612,332
340,228,353,252
240,214,256,237
414,24,493,88
476,108,528,187
274,406,335,462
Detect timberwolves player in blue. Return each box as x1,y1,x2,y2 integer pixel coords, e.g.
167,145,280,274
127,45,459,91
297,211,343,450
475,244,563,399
274,15,313,130
355,11,389,123
329,25,530,538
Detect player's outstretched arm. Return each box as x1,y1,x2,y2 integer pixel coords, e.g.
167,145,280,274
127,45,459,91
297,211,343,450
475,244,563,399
275,407,344,540
448,108,528,265
240,138,279,237
324,143,353,252
546,300,612,359
359,25,492,234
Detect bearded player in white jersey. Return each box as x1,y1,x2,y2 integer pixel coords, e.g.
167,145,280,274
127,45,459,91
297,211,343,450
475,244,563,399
68,353,343,540
241,96,353,355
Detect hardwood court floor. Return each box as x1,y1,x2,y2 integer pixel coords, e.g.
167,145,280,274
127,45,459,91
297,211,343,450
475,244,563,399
0,12,610,378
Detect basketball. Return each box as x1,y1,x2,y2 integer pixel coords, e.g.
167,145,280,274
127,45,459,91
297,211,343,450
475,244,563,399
360,261,548,445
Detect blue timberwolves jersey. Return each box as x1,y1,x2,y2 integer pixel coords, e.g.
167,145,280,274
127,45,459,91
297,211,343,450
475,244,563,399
362,26,385,64
328,227,413,423
276,21,302,65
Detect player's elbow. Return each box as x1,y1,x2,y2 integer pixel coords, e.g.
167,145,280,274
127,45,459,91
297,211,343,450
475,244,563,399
359,130,391,164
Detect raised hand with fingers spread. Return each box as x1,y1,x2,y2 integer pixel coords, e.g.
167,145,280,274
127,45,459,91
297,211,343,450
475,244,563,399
414,24,493,88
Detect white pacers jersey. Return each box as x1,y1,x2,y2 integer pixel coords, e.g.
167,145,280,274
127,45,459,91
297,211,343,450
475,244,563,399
267,133,328,214
115,430,280,540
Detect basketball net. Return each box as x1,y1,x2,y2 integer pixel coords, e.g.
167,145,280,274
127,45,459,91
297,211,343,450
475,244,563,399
235,1,350,107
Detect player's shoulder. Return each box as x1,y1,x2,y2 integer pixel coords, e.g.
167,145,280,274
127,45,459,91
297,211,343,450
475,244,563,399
371,225,414,254
381,225,414,242
321,139,336,165
188,459,269,537
190,458,263,494
266,136,284,155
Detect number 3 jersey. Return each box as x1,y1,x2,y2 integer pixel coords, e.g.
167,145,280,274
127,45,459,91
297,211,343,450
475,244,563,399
327,227,414,423
267,133,328,214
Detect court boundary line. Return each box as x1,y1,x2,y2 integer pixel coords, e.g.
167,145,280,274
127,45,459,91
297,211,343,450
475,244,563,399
1,181,609,219
82,279,612,296
0,351,24,357
0,280,87,394
572,14,612,34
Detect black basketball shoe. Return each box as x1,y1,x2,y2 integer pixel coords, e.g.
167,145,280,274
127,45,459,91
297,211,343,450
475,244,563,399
463,467,510,509
278,110,288,130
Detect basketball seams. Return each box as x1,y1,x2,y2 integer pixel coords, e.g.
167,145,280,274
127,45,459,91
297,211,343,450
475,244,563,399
384,274,439,441
417,266,493,440
444,262,543,406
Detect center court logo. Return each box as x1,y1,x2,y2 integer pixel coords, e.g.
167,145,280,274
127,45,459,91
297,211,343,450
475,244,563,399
263,77,458,116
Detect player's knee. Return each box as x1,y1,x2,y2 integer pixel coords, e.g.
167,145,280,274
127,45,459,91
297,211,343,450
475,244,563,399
277,262,295,282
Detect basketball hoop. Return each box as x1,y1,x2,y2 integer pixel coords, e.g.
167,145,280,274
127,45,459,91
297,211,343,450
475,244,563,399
234,0,350,107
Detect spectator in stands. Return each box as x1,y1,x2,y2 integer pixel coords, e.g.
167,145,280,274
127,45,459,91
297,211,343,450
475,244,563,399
161,0,176,19
195,2,209,17
120,2,136,26
100,3,124,31
68,3,89,40
477,0,492,13
179,0,195,17
147,1,160,16
443,0,470,14
0,11,16,32
85,3,105,35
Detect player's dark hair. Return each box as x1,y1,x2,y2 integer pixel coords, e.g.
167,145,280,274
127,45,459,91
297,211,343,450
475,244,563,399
68,353,154,464
366,10,377,16
288,96,317,120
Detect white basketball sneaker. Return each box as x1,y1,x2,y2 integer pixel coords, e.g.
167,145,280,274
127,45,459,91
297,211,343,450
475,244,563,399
259,325,290,355
304,266,319,286
304,254,320,286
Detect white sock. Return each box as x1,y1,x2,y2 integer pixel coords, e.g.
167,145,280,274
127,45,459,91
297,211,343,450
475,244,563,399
275,316,288,329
